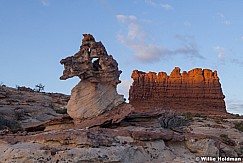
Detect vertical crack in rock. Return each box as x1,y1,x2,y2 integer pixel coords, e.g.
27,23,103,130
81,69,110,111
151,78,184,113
60,34,124,120
129,67,227,115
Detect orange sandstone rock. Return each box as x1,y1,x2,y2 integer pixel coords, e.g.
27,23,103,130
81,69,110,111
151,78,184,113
129,67,226,115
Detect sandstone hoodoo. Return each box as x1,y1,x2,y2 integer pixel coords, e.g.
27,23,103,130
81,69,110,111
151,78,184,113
60,34,125,120
129,67,227,115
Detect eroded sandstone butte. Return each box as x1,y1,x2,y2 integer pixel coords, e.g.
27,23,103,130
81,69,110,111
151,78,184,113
129,67,227,115
60,34,125,120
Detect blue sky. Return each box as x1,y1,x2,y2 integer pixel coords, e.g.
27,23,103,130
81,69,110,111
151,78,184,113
0,0,243,114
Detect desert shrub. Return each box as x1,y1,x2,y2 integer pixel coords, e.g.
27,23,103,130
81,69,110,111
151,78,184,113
234,121,243,132
49,103,55,109
26,99,36,103
158,110,188,129
220,134,228,139
183,112,193,121
49,103,67,114
55,108,67,114
35,83,45,92
0,116,22,133
234,114,241,118
215,119,222,124
240,146,243,154
14,108,26,121
194,113,208,119
230,113,243,119
219,134,236,146
16,85,34,92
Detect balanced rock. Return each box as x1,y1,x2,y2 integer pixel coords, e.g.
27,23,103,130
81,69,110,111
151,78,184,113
129,67,226,115
60,34,124,120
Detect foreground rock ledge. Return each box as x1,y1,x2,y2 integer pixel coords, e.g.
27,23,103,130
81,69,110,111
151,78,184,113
60,34,125,120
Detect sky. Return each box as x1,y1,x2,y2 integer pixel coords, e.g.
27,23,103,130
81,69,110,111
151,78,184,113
0,0,243,115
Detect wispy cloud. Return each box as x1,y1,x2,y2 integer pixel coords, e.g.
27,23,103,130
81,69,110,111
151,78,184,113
232,58,243,66
40,0,49,7
145,0,173,10
116,15,137,23
160,3,173,10
213,46,243,66
214,46,226,61
174,35,202,59
145,0,157,6
117,79,133,101
116,15,203,63
241,36,243,40
217,12,230,25
227,99,243,115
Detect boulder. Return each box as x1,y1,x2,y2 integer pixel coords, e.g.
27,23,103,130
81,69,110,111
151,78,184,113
67,81,124,119
185,138,219,157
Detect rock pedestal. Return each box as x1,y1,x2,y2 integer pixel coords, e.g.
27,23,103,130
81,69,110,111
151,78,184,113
60,34,124,120
129,67,226,115
67,81,124,119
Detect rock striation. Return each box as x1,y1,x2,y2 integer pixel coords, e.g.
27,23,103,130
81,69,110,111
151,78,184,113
129,67,226,115
60,34,124,120
0,86,70,131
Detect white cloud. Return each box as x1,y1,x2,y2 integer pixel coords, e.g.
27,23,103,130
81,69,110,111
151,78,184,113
214,46,226,60
116,15,127,23
116,14,146,41
217,12,230,25
213,46,243,66
40,0,49,6
116,15,203,63
117,79,133,101
227,99,243,115
145,0,157,7
145,0,173,10
160,3,173,10
116,15,137,23
117,35,167,62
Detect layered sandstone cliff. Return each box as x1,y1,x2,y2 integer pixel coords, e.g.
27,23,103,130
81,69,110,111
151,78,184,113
129,67,226,115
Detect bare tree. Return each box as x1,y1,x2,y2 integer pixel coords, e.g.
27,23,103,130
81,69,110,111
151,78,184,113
158,110,187,129
35,83,45,92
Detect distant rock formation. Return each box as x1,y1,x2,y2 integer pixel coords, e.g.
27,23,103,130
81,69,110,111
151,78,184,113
129,67,226,115
60,34,125,120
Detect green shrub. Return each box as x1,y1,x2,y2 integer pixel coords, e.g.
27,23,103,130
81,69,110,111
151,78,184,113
219,134,236,146
195,113,208,119
14,108,26,121
55,108,67,114
240,146,243,154
183,112,193,121
230,113,243,119
158,110,188,129
235,121,243,132
49,103,55,109
0,116,22,133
